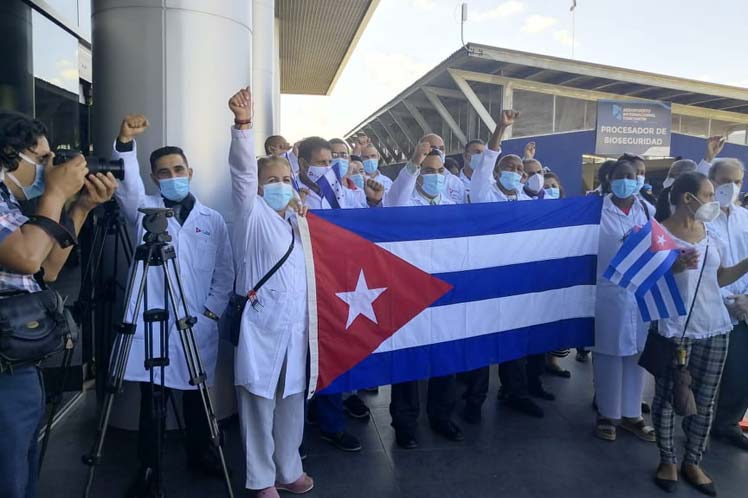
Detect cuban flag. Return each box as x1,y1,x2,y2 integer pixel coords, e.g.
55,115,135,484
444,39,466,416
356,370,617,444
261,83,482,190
299,196,603,395
603,218,686,321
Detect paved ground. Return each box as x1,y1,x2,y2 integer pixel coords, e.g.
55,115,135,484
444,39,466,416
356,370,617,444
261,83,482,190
40,357,748,498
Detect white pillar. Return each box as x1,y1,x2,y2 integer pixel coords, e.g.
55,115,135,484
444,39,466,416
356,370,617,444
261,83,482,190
92,0,252,222
252,0,276,152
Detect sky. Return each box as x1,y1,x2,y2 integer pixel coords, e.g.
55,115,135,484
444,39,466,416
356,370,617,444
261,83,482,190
279,0,748,142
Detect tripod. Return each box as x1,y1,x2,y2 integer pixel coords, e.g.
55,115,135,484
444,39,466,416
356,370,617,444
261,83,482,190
81,208,233,498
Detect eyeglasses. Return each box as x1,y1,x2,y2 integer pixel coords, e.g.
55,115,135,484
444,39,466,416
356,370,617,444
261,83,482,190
331,152,349,159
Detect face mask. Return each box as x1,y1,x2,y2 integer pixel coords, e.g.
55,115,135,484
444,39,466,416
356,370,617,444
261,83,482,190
469,153,482,170
636,175,646,191
363,159,379,175
688,195,721,223
544,187,560,199
610,178,639,199
7,152,45,200
262,182,294,211
499,171,522,192
525,173,544,194
421,173,446,197
662,177,675,189
715,182,739,208
306,165,330,183
350,173,365,190
433,149,446,162
332,158,349,178
159,177,190,201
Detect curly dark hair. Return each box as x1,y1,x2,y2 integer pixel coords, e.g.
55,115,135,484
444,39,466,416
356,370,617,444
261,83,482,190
0,111,48,172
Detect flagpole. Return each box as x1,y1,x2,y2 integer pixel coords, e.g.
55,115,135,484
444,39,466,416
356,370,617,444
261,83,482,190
571,7,576,59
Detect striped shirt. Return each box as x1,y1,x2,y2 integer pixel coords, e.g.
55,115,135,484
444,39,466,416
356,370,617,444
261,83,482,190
0,182,41,294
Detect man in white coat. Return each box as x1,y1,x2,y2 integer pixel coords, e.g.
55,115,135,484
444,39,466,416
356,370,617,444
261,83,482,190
360,144,393,193
112,115,234,495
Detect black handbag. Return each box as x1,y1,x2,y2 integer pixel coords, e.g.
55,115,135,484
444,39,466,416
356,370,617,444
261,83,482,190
639,242,709,379
0,288,78,372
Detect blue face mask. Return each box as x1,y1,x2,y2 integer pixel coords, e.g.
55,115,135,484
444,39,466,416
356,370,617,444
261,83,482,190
544,187,560,199
262,182,294,211
499,171,522,192
611,178,639,199
421,173,446,197
8,153,46,200
350,173,365,190
469,153,482,170
333,158,349,178
363,158,379,175
159,177,190,201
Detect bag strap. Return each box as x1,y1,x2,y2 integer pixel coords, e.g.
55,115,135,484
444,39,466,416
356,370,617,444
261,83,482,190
247,220,295,302
679,239,709,344
640,197,651,221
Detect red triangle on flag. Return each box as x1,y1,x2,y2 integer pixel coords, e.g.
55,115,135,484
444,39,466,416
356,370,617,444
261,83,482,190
649,219,679,252
306,213,453,392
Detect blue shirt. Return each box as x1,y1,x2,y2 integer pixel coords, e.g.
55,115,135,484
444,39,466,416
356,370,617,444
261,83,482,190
0,182,40,294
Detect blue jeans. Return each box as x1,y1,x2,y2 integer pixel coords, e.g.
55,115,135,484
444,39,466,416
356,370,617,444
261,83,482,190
0,366,44,498
315,393,345,434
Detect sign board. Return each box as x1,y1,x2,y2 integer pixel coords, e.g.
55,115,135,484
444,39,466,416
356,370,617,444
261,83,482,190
595,100,671,156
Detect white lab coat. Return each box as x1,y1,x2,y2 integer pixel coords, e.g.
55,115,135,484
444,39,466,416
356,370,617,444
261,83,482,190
113,142,234,390
383,163,456,207
459,169,472,202
593,195,654,356
368,171,393,193
708,204,748,323
444,170,467,204
469,148,531,203
229,128,308,400
299,177,367,209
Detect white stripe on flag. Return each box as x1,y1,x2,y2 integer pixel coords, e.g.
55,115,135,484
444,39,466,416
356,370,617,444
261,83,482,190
627,249,671,290
611,232,651,277
374,285,596,353
377,224,599,274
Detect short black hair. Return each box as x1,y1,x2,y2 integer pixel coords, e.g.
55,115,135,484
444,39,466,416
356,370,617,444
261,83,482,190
298,136,331,163
464,139,484,151
445,157,460,171
669,172,708,212
0,111,48,172
149,146,188,172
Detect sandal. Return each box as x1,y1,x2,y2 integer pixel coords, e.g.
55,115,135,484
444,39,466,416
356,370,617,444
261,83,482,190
545,365,571,378
620,417,656,443
595,417,617,441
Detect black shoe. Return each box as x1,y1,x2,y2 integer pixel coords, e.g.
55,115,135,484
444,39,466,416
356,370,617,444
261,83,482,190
429,419,465,441
654,476,678,494
642,402,651,414
187,448,228,479
343,394,371,419
124,467,159,498
681,464,717,496
529,386,556,401
461,403,482,424
320,431,362,452
395,430,418,449
712,429,748,450
576,350,589,363
504,396,544,418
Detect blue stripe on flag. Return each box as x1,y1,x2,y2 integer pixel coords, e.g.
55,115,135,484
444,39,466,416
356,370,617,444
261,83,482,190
636,250,678,295
316,175,341,209
606,222,651,270
431,255,597,306
321,317,594,394
665,271,687,315
649,281,669,318
311,196,603,242
618,248,657,288
637,293,652,322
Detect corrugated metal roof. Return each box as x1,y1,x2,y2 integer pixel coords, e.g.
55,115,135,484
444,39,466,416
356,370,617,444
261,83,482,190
277,0,379,95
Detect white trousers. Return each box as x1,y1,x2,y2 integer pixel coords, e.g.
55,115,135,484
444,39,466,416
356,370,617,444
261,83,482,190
593,352,645,420
236,382,304,490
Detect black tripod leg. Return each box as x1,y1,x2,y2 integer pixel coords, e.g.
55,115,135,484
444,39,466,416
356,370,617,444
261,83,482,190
161,259,234,498
38,344,74,472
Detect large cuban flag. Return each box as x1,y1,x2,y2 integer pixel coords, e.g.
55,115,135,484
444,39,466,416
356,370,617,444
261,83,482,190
299,196,604,395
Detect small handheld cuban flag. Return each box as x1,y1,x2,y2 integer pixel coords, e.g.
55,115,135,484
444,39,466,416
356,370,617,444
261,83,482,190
603,218,686,321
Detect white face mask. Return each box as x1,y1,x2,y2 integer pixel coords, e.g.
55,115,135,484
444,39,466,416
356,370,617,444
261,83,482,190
689,195,721,223
715,182,740,208
306,165,331,183
662,177,675,189
525,173,544,194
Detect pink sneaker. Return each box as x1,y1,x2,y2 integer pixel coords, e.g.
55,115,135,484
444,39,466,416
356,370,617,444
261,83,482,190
275,473,314,494
255,487,280,498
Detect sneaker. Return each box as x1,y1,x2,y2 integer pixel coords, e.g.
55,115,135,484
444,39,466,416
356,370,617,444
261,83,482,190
276,473,314,494
619,417,656,443
320,431,362,452
343,395,371,419
429,419,465,441
504,396,544,418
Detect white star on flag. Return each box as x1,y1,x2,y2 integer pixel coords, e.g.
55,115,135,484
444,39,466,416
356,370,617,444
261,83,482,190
335,270,387,329
656,234,666,247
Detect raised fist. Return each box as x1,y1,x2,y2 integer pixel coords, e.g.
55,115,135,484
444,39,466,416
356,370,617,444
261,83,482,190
524,141,536,160
411,141,431,166
119,115,149,143
500,110,520,127
365,178,384,204
228,87,252,122
705,135,726,162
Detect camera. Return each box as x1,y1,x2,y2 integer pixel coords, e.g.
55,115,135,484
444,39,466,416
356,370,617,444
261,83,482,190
53,149,125,180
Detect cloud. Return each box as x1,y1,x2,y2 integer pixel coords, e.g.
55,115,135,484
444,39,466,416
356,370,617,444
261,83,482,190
407,0,435,10
553,29,578,47
474,1,525,21
521,15,558,34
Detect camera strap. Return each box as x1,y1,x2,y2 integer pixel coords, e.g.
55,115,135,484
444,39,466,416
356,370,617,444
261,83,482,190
26,215,77,248
247,220,295,311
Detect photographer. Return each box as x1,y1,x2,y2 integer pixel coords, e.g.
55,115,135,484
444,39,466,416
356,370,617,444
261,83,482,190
0,111,117,498
111,115,233,496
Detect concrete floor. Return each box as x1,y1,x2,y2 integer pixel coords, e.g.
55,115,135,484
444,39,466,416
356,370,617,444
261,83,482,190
39,357,748,498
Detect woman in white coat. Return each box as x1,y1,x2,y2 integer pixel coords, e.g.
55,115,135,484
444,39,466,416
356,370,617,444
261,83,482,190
593,158,657,442
228,88,313,498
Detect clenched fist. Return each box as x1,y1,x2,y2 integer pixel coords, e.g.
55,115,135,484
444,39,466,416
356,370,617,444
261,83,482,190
229,87,253,123
500,110,520,127
118,115,149,144
365,178,384,204
411,142,432,167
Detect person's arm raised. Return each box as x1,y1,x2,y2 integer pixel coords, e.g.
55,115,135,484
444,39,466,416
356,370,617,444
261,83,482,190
112,115,149,227
228,87,259,215
383,141,429,207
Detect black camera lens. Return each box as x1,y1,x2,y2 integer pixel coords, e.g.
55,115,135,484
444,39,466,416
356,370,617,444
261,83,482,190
52,150,125,180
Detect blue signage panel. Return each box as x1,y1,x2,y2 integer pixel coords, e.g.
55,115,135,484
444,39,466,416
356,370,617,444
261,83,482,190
595,100,672,156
